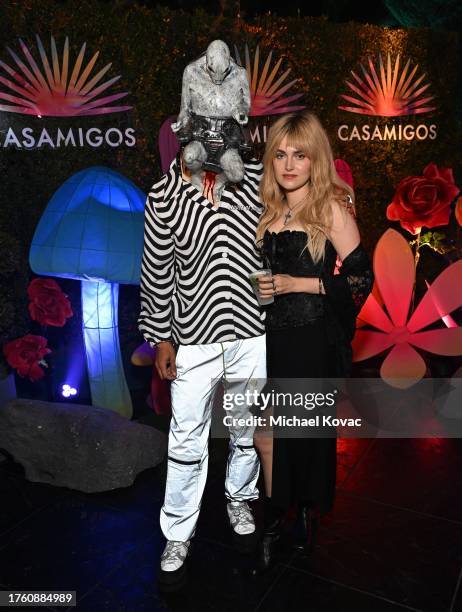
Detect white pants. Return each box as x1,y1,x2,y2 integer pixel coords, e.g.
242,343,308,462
160,334,266,542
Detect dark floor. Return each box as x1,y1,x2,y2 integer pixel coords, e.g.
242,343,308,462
1,435,462,612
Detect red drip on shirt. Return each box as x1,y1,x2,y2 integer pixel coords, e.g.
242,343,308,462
203,171,216,204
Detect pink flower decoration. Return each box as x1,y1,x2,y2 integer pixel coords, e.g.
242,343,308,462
334,158,354,189
333,159,355,276
352,229,462,388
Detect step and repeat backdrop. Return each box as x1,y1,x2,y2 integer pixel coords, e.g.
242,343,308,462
0,1,460,405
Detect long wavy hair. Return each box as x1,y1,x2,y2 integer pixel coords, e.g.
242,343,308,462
256,111,354,263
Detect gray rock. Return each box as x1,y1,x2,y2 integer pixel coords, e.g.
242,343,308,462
0,399,167,492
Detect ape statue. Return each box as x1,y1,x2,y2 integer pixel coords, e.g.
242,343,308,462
171,39,252,202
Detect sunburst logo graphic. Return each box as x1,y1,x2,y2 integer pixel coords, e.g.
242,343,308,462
234,44,305,116
339,53,436,117
0,35,131,117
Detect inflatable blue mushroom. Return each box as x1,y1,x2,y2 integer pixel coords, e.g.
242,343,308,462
30,167,146,418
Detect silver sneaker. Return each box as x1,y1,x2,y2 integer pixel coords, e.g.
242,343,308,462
227,501,255,535
160,540,190,572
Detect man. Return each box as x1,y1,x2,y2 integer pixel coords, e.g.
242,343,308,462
138,152,266,589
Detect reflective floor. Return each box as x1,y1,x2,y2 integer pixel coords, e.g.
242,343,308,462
1,436,462,611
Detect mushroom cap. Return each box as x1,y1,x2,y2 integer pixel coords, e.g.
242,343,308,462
30,166,146,284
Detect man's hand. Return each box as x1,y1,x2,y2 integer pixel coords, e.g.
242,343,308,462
155,341,177,380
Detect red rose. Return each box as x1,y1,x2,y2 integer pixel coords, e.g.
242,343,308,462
28,278,73,327
386,163,460,235
3,334,51,381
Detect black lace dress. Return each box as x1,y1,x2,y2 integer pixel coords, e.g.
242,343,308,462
261,230,373,513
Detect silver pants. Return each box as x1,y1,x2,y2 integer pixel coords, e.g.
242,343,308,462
160,334,267,542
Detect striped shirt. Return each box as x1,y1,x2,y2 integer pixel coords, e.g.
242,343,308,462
138,155,266,346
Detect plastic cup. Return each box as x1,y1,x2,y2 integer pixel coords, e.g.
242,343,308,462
249,269,274,305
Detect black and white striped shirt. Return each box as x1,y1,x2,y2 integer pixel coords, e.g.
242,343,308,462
138,156,266,346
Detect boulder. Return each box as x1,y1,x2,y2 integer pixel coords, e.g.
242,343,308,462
0,399,167,492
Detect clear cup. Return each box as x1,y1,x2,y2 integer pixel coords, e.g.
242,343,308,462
249,269,274,305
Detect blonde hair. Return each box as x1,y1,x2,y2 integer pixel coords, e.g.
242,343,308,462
256,111,354,263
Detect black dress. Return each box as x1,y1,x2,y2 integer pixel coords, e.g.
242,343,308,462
262,229,373,514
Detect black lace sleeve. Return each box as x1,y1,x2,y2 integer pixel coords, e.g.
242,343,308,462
321,243,373,375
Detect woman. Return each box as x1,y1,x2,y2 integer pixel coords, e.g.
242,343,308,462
254,110,373,568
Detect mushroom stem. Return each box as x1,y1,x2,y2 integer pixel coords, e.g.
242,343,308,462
81,280,132,418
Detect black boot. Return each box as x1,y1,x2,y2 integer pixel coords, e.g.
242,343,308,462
293,502,320,553
258,497,283,571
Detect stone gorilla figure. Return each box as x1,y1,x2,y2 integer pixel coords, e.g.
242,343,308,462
171,40,251,202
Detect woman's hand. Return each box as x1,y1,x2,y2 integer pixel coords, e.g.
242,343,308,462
272,274,299,295
258,274,299,298
257,274,275,300
258,274,320,297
